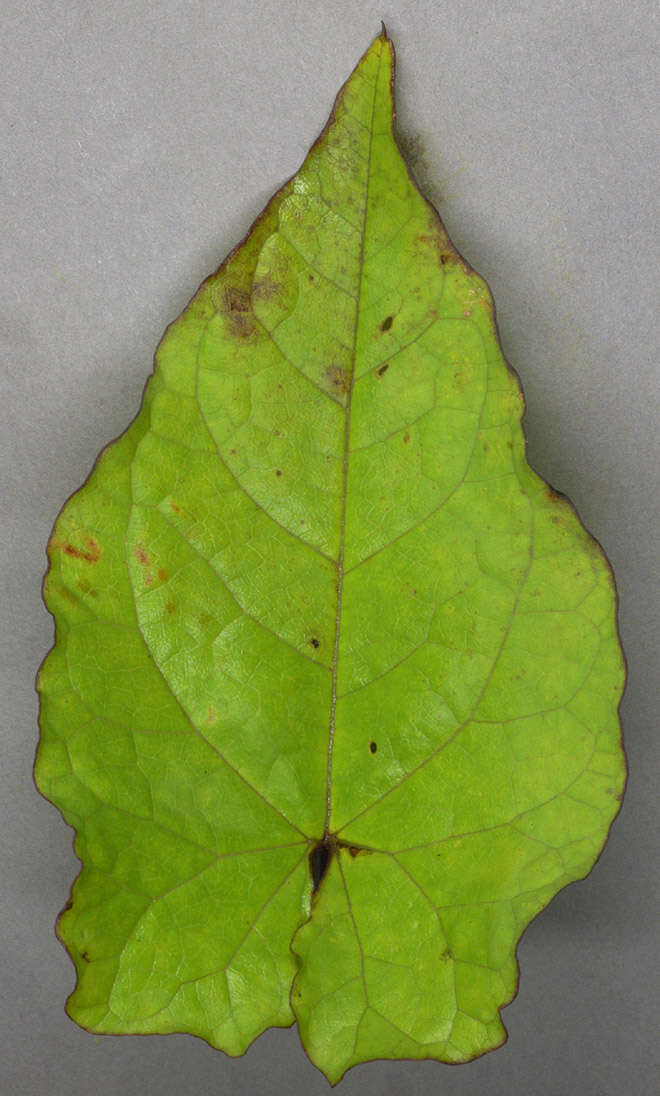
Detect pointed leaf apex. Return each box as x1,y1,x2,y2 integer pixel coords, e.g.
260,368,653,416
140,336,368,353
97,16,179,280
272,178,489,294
357,25,394,66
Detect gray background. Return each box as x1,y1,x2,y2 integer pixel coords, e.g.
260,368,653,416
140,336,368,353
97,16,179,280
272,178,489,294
2,1,658,1093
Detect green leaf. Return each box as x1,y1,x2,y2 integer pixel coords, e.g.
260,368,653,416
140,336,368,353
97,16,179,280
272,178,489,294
36,30,625,1083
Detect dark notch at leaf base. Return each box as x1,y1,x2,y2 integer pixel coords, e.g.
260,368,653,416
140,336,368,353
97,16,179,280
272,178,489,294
309,835,374,893
309,838,333,892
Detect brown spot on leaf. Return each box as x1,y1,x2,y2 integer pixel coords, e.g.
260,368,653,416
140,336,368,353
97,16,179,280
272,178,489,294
80,950,90,963
379,315,394,332
326,365,351,395
416,233,457,266
309,637,320,649
376,363,389,377
169,500,181,513
223,285,255,338
224,285,250,312
369,741,378,754
339,841,372,858
275,469,282,477
166,599,176,614
403,432,410,444
158,567,168,582
134,545,153,585
58,536,102,564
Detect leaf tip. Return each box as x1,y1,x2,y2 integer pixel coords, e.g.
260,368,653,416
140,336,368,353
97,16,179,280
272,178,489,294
365,22,394,59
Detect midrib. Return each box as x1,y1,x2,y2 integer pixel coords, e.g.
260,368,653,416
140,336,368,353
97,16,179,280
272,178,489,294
323,52,383,837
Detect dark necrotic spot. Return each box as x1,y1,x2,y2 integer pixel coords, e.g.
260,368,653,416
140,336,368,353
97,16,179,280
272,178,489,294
310,637,320,649
369,741,378,754
379,315,394,332
376,363,389,377
309,839,332,892
223,286,255,338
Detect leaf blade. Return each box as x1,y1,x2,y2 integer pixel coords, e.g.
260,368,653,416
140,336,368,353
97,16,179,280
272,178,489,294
36,28,625,1082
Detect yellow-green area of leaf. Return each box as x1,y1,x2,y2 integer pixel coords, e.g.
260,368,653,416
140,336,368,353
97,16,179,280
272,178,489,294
36,30,625,1084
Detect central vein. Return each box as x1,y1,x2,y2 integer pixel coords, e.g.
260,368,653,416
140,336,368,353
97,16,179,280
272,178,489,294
324,55,381,837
